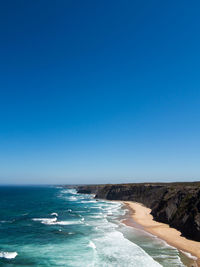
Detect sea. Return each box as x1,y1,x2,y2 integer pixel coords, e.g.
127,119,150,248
0,186,195,267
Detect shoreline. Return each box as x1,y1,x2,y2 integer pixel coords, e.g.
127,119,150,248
123,201,200,267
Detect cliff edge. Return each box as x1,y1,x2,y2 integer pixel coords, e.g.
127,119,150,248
69,182,200,242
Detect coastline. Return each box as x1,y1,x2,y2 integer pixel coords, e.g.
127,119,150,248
123,201,200,267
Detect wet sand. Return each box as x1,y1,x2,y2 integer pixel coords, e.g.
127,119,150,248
123,201,200,267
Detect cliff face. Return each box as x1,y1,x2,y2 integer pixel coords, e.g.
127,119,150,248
73,183,200,242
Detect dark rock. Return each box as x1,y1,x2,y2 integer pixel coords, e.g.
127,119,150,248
66,182,200,241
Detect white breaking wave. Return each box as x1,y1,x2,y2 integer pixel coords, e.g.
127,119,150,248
60,189,77,195
66,189,77,194
54,220,82,225
32,217,82,225
0,251,18,259
93,231,162,267
121,223,185,266
88,241,96,250
32,217,57,225
51,212,58,217
107,210,113,215
88,214,107,219
68,196,78,201
80,200,97,203
180,250,198,260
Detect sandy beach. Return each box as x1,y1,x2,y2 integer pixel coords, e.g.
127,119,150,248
124,201,200,267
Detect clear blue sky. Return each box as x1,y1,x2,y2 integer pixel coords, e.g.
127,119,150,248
0,0,200,184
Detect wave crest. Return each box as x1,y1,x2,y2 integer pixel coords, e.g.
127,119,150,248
32,217,82,225
0,251,18,259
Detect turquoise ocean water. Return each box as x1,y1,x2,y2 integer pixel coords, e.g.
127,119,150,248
0,186,192,266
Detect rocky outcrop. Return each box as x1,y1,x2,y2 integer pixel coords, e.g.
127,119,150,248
70,182,200,242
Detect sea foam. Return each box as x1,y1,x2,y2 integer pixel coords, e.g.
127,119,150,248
180,250,198,260
0,251,18,259
32,217,82,225
93,231,162,266
32,217,57,224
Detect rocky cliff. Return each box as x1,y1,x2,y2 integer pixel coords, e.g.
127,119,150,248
71,182,200,242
